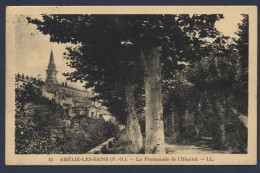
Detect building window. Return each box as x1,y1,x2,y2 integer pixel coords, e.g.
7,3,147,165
91,112,94,118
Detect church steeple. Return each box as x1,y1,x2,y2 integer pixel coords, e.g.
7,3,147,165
48,49,56,70
46,50,58,85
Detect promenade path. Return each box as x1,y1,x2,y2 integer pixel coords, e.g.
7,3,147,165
105,133,228,154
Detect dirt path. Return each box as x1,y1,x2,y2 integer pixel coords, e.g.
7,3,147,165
106,133,228,154
165,144,228,154
165,137,228,154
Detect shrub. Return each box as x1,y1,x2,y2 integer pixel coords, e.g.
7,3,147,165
15,81,119,154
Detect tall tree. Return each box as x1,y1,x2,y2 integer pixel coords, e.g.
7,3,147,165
233,14,248,114
28,14,223,153
63,35,144,153
181,31,248,151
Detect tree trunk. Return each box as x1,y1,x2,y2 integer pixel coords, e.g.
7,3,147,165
219,123,226,145
212,96,227,149
170,110,175,136
125,85,143,153
163,109,174,137
126,113,132,143
140,47,165,154
163,114,168,135
174,110,183,143
217,101,227,148
170,109,182,143
194,110,200,138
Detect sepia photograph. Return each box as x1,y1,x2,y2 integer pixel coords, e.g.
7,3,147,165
5,6,257,165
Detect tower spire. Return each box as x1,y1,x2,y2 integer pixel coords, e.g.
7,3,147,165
48,49,56,69
46,49,58,85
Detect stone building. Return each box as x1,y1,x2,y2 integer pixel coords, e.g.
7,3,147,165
42,50,104,118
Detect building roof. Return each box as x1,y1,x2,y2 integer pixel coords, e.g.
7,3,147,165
57,91,72,97
72,97,85,102
88,104,101,109
58,84,93,98
98,109,111,115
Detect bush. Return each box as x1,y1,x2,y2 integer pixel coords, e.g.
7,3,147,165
225,116,247,153
15,81,119,154
16,108,119,154
48,115,119,154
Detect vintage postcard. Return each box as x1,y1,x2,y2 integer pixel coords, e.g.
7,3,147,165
5,6,257,165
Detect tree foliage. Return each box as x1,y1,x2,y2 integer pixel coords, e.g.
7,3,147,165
26,14,250,153
15,76,119,154
27,14,223,122
163,15,248,152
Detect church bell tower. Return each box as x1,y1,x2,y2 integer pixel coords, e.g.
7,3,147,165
45,50,58,91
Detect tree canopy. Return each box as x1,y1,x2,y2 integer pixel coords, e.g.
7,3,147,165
27,14,249,154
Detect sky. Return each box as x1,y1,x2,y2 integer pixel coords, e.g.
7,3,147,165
14,14,244,90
